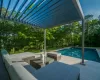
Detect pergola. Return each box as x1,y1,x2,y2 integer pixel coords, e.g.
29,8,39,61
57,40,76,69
0,0,85,65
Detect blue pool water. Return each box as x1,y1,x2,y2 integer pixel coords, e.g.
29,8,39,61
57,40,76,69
58,48,100,62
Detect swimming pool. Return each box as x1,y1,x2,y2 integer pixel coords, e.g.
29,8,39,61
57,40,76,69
58,48,100,62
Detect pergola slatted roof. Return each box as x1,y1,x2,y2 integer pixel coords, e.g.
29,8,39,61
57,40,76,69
14,0,27,18
4,0,11,18
0,0,84,28
0,0,85,65
0,0,3,17
9,0,19,18
26,0,62,23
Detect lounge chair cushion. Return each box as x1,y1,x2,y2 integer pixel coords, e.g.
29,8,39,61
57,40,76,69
11,63,37,80
34,61,80,80
23,64,36,75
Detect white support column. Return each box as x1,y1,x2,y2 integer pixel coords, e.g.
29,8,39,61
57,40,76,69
81,19,85,65
43,29,46,65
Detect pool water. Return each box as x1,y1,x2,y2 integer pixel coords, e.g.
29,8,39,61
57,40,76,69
58,48,100,62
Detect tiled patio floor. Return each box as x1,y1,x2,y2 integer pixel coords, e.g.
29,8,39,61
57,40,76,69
59,55,100,80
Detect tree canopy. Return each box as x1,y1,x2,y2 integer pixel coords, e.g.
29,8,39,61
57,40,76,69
0,14,100,54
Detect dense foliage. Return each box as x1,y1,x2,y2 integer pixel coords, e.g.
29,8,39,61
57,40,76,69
0,15,100,54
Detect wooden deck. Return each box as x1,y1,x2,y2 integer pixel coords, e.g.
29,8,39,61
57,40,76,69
0,55,10,80
59,55,100,80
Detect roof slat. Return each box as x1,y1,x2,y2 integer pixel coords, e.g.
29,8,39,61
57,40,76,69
23,0,53,22
14,0,27,19
30,6,66,26
4,0,11,18
0,0,3,17
20,0,44,21
17,0,36,20
8,0,20,18
25,0,61,23
28,0,63,24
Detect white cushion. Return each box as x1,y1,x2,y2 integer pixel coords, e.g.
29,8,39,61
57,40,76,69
11,63,37,80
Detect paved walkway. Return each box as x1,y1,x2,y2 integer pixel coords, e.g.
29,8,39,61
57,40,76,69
59,55,100,80
0,55,10,80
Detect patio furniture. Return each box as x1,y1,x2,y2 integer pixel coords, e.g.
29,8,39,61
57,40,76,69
11,63,37,80
11,58,24,63
34,61,80,80
47,52,61,61
22,56,35,64
30,57,54,69
1,49,80,80
30,60,43,69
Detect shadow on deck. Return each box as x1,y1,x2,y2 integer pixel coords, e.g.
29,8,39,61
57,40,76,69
0,54,10,80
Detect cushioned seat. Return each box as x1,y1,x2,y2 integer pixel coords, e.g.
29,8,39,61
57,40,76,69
34,61,80,80
11,63,37,80
47,52,61,61
1,49,80,80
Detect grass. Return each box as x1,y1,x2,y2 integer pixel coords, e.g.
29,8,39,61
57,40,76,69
7,47,100,54
10,49,40,54
9,47,62,54
47,47,61,51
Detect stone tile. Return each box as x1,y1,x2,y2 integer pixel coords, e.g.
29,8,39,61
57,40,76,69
59,55,100,80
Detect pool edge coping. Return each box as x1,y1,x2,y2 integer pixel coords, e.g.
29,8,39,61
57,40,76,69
96,49,100,58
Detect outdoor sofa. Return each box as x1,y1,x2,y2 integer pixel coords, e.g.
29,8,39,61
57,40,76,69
47,52,61,61
1,49,80,80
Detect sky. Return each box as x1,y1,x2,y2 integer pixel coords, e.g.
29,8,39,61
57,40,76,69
3,0,31,12
80,0,100,18
2,0,100,19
